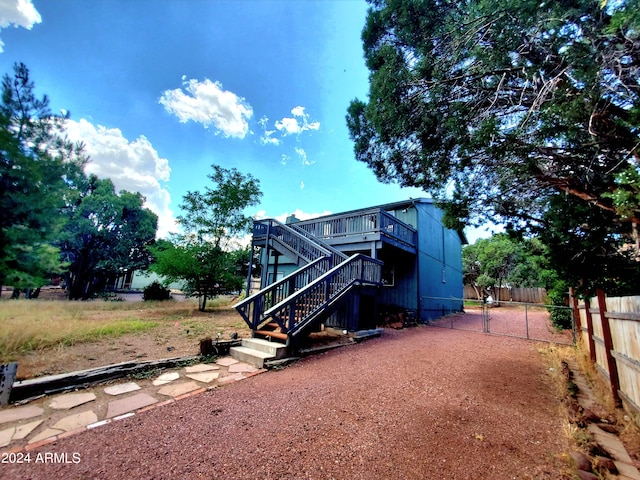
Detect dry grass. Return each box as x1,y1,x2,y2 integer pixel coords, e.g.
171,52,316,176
540,341,640,467
573,340,640,460
0,296,249,364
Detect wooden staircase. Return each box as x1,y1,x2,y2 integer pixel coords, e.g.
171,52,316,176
254,322,287,342
233,219,383,357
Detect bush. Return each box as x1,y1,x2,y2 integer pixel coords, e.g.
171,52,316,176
546,280,573,330
143,281,172,301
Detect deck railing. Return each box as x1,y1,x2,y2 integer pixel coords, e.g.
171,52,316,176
295,208,417,248
263,254,383,338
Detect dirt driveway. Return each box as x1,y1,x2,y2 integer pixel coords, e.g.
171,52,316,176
2,326,570,480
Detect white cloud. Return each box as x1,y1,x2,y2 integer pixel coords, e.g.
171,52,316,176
258,116,280,146
274,106,320,137
64,119,176,238
295,147,315,166
0,0,41,52
299,181,305,190
280,154,289,165
159,77,253,139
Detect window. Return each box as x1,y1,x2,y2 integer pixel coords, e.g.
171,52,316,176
382,264,395,287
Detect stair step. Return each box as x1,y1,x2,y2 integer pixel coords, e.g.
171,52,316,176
255,329,288,341
241,338,288,356
229,346,274,369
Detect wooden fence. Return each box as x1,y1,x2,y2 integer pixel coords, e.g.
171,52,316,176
572,289,640,414
463,285,548,304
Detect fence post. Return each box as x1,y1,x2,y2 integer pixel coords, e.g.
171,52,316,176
584,295,597,364
596,288,622,408
569,288,581,344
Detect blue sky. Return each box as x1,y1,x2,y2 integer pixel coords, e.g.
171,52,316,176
1,0,491,242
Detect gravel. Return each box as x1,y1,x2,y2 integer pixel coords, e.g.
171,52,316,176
2,326,570,480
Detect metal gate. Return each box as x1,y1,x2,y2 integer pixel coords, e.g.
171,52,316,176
423,297,575,345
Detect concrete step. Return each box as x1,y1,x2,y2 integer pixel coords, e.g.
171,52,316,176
241,338,288,357
229,346,274,369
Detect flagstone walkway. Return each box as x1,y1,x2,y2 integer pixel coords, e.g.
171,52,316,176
0,356,264,452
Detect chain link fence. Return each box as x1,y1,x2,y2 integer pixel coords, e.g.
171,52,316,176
423,296,575,345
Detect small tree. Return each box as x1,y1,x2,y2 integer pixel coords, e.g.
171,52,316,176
151,165,261,311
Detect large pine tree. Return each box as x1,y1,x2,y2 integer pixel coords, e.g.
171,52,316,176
0,63,86,290
347,0,640,229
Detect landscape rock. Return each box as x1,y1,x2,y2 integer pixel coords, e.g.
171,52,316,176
576,469,599,480
593,456,618,474
570,451,591,471
597,423,618,434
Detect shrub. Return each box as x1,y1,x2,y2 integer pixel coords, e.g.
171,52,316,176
546,280,573,330
143,281,172,301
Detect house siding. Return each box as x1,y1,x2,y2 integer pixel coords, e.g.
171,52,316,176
415,202,464,320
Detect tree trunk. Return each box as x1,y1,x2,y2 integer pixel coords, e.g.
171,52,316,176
199,294,207,312
472,284,482,301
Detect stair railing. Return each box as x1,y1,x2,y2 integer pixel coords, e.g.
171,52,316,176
263,254,383,339
234,256,332,330
235,219,347,331
257,219,335,265
287,223,348,266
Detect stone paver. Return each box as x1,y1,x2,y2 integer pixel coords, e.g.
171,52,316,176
106,393,159,418
28,428,64,444
185,364,220,373
216,357,239,367
157,381,201,398
0,427,15,447
0,358,270,450
218,373,246,384
49,392,97,410
228,362,258,373
186,372,220,383
0,406,44,425
52,411,98,432
13,420,43,440
152,372,180,386
104,382,141,396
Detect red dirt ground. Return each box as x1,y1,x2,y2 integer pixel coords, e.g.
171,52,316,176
2,326,573,480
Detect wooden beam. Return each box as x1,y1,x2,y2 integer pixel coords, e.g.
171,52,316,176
569,287,581,332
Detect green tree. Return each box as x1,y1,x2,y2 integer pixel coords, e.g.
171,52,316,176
0,63,86,292
347,0,640,229
59,176,158,300
151,165,261,311
150,241,250,310
534,194,640,295
463,234,519,301
463,234,560,299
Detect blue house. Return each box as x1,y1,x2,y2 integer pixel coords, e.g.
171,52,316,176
234,198,466,353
